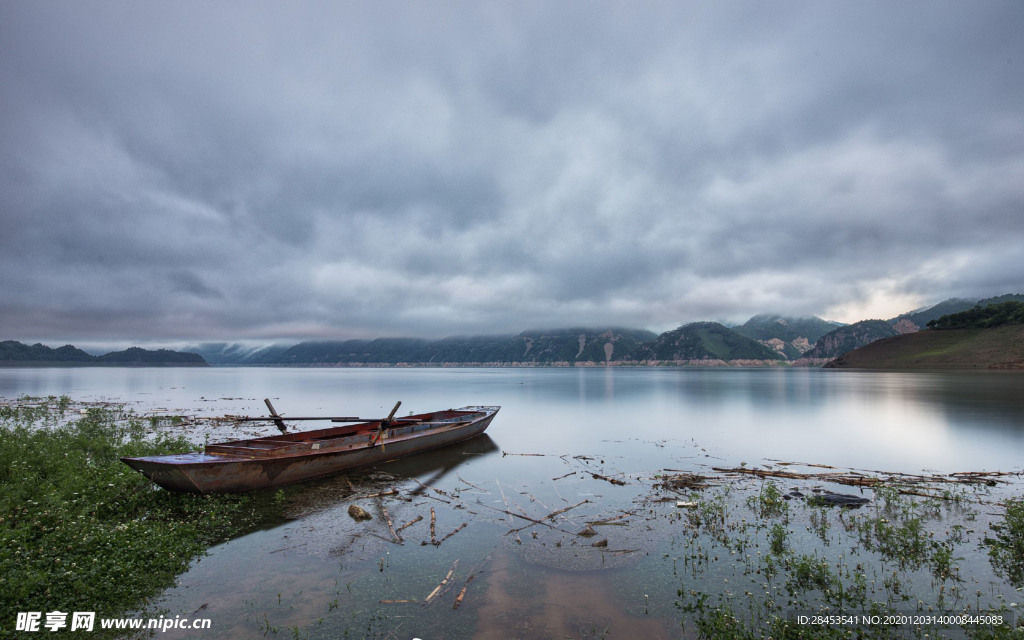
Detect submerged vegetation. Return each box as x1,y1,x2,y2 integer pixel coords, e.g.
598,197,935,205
987,499,1024,588
669,479,1024,638
0,397,281,636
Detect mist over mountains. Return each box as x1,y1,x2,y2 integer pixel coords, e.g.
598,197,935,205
5,294,1022,367
186,294,1021,366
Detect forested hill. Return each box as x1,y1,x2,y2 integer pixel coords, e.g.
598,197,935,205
0,341,208,366
635,322,785,363
926,301,1024,330
272,328,659,365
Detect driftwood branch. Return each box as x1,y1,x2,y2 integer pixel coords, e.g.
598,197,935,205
453,574,475,609
396,515,423,534
380,503,402,544
544,499,589,520
423,560,459,604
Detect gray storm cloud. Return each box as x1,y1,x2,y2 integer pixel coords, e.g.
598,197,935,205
1,1,1022,344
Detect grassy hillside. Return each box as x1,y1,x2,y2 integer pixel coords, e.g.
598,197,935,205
823,324,1024,369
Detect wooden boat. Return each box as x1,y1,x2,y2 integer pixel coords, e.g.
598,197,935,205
121,401,500,494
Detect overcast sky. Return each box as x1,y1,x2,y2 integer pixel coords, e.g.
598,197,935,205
2,1,1023,348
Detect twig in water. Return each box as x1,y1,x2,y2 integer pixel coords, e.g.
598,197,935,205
591,472,628,486
437,522,467,545
424,560,459,604
587,511,635,526
396,515,423,534
453,574,476,610
496,479,521,543
411,480,452,504
457,474,489,493
380,503,402,544
474,501,578,535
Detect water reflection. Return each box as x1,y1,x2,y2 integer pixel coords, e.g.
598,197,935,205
6,367,1024,637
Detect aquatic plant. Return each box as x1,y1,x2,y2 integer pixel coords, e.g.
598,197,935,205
0,399,281,637
987,498,1024,587
670,478,1020,639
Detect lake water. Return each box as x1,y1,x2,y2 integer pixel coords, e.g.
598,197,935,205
4,367,1024,638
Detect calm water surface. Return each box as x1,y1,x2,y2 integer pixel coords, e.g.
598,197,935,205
4,367,1023,638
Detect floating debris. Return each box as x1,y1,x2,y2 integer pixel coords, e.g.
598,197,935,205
711,464,1020,499
591,472,627,486
656,472,714,492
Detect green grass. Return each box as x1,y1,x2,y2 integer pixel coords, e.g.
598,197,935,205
0,397,282,637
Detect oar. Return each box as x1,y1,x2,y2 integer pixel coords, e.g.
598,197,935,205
234,416,416,423
373,401,402,451
264,399,289,435
235,397,416,425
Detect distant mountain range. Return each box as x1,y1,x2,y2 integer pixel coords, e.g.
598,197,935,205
199,328,659,366
0,341,207,366
5,293,1023,368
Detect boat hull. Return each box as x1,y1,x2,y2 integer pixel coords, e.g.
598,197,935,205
121,406,498,494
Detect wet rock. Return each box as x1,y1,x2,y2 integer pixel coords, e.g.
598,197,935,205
347,504,373,521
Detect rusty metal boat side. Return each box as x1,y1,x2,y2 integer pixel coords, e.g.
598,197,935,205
121,406,499,494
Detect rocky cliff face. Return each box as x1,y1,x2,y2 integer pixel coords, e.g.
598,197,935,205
801,320,899,360
735,315,841,360
891,318,919,334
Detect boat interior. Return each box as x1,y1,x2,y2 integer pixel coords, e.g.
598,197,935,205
204,408,488,458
